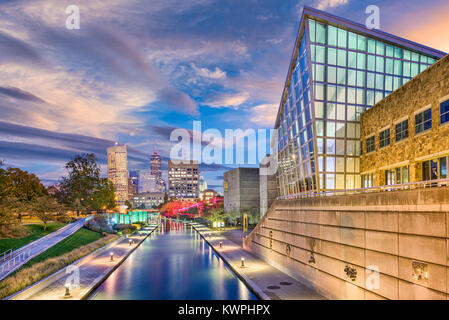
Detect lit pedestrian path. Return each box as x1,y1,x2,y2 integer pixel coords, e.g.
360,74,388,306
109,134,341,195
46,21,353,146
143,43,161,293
189,223,325,300
9,224,158,300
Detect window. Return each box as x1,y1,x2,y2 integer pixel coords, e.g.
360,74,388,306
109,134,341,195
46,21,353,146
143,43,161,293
415,108,432,134
395,119,408,142
379,128,390,148
441,99,449,125
366,136,375,153
385,166,409,185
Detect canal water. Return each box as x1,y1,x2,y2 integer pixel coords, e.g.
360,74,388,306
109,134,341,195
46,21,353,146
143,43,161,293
90,221,257,300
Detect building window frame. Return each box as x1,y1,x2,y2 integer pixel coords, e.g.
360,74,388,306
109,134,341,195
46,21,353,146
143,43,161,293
365,135,375,154
440,98,449,125
379,127,390,148
414,107,432,135
395,118,409,142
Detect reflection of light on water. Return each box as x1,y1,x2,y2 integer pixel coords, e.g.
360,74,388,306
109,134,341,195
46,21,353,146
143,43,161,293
238,279,250,300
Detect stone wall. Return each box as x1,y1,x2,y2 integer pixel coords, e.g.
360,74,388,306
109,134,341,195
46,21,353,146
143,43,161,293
361,54,449,185
224,168,260,213
244,187,449,299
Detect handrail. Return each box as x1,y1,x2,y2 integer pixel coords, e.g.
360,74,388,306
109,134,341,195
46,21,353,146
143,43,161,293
277,178,449,200
0,249,12,262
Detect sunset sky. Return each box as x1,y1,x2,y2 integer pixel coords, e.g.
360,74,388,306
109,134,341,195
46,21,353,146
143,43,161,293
0,0,448,191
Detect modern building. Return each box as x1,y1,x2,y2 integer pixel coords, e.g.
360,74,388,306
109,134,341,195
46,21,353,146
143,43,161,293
202,189,216,204
129,170,139,194
168,160,199,199
223,168,260,213
132,192,165,209
259,155,277,218
139,170,157,193
107,144,128,203
361,53,449,186
199,175,208,199
127,177,137,200
274,6,445,197
150,147,166,192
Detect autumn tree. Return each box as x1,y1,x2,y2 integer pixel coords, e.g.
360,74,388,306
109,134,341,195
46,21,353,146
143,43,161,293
30,197,63,231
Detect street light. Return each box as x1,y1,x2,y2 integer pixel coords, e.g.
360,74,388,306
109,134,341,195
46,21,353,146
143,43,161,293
129,239,133,246
110,252,114,261
219,241,222,248
241,257,245,268
64,283,71,298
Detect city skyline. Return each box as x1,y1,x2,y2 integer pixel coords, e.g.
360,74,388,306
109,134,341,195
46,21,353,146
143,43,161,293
1,0,449,193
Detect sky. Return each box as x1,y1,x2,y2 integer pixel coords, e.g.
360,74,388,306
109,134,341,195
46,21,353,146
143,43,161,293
0,0,448,192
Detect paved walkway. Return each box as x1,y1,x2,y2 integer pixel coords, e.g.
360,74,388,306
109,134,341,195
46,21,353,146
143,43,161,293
190,223,324,300
9,224,159,300
0,218,88,281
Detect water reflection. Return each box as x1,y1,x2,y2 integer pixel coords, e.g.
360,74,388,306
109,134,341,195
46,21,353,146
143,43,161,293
91,221,257,300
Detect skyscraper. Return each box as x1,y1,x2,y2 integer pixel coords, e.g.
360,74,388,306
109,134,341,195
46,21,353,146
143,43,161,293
139,170,157,193
168,160,199,199
275,7,445,197
150,147,166,192
107,144,128,203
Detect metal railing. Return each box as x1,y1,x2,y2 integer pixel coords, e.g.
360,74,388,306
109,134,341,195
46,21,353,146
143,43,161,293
277,178,449,200
0,249,31,274
0,249,12,262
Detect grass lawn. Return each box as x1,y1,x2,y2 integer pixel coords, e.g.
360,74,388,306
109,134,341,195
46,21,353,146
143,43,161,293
0,222,66,254
20,227,103,268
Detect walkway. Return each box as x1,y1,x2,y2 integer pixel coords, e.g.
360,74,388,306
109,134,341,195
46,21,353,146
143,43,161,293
9,224,158,300
0,218,88,281
190,223,325,300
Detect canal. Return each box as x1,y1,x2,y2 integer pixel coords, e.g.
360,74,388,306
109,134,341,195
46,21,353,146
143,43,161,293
90,221,258,300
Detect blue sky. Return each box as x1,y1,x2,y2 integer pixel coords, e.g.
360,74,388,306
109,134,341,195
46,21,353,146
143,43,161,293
0,0,448,192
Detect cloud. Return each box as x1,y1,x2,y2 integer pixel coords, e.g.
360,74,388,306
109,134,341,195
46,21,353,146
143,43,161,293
316,0,349,10
191,64,227,79
0,30,46,65
157,87,199,115
249,104,278,127
0,86,46,103
205,92,250,109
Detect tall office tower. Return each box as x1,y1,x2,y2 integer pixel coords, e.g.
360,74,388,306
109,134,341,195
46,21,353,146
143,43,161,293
199,175,207,199
275,6,445,197
129,170,139,194
150,147,166,192
139,170,157,193
107,144,128,203
168,160,199,199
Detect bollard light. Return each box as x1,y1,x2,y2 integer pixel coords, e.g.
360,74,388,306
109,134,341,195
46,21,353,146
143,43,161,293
110,252,114,261
64,283,71,297
241,257,245,268
219,241,222,248
129,239,133,246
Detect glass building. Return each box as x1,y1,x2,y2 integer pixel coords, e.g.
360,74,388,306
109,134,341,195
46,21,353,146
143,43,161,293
275,7,446,197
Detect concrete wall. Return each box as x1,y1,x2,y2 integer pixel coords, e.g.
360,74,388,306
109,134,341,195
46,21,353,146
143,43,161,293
244,187,449,299
224,168,260,213
260,170,277,219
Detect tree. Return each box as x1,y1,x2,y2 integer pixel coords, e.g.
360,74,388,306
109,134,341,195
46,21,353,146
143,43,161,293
90,179,116,211
124,200,133,211
59,153,101,215
30,197,62,231
0,167,48,202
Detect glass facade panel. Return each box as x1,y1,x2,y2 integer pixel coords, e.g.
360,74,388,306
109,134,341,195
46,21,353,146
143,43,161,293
276,17,441,196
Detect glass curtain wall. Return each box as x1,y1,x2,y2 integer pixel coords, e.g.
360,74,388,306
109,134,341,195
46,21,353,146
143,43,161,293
276,17,438,197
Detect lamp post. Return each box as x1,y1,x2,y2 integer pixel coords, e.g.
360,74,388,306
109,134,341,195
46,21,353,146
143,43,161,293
219,241,222,248
129,239,133,246
110,252,114,261
64,283,71,298
241,257,245,268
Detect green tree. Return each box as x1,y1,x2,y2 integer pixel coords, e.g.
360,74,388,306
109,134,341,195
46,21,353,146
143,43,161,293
90,179,116,211
0,167,48,202
30,196,63,231
60,153,101,215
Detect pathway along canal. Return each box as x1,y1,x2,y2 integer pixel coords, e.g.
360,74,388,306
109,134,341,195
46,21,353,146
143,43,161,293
90,221,257,300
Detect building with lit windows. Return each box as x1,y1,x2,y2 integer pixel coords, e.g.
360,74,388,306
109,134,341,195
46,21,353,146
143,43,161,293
168,160,199,199
275,7,445,197
107,144,128,203
150,147,166,192
139,170,157,193
132,192,165,209
361,53,449,186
